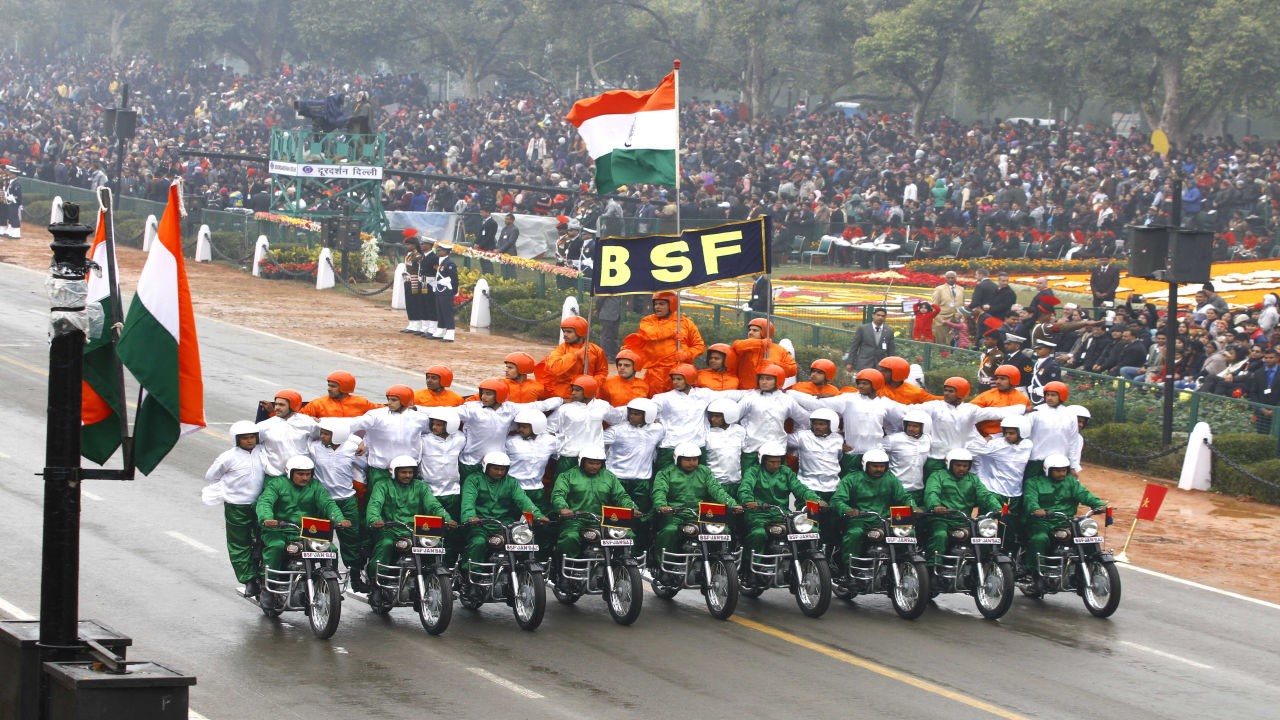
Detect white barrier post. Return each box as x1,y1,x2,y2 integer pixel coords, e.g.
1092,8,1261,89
143,215,159,252
194,224,212,262
779,338,798,388
391,262,407,310
561,295,580,322
316,248,335,290
908,363,926,387
50,196,64,224
251,235,269,278
1179,421,1213,491
470,278,492,331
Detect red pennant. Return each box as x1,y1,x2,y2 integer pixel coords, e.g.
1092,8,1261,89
1135,484,1168,521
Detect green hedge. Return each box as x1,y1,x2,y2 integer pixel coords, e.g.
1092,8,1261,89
1081,423,1168,471
1209,433,1277,466
487,298,565,344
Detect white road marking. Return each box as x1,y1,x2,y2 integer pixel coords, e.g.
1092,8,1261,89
189,710,212,720
1120,640,1213,670
0,451,10,459
82,490,103,501
242,375,280,387
466,667,545,699
165,531,217,554
1123,563,1280,611
0,594,35,620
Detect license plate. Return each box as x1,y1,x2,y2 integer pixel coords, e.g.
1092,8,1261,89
786,533,820,541
1073,536,1104,544
411,547,446,555
885,537,916,544
971,537,1002,545
505,544,540,552
697,534,731,542
302,551,336,559
600,538,634,546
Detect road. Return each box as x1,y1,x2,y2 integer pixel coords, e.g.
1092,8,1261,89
0,261,1277,719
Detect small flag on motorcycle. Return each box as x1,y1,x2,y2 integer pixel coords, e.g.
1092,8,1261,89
699,502,728,524
601,505,634,529
805,499,822,519
1105,507,1114,527
1135,483,1168,521
522,511,535,526
414,515,445,537
299,516,333,541
1001,502,1010,516
889,505,913,525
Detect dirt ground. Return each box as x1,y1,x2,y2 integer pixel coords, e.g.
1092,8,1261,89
4,221,1279,603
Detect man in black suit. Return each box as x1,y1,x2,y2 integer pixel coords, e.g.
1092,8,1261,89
1090,251,1122,318
845,307,896,374
1070,322,1112,369
1245,347,1280,434
476,207,499,274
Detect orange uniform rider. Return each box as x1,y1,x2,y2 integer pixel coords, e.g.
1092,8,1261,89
301,371,385,417
731,318,798,389
414,365,465,407
789,359,842,397
502,352,546,403
624,291,706,395
697,343,739,390
876,356,941,405
970,365,1033,437
537,316,608,400
600,349,651,406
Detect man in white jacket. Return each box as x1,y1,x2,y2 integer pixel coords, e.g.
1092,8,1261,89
1025,380,1082,478
256,389,320,481
917,376,1026,478
350,385,433,492
205,421,266,596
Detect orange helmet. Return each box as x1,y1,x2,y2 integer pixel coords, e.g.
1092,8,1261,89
478,378,509,404
994,365,1021,384
424,365,454,387
877,356,910,383
560,315,589,337
1043,380,1069,402
748,317,775,338
274,389,303,412
810,359,837,381
855,368,885,392
504,352,536,375
651,291,679,312
326,371,355,394
670,364,698,384
706,343,735,369
571,375,599,399
757,363,786,386
943,376,971,398
385,385,414,407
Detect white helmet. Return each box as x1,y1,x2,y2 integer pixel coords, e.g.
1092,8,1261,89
945,448,974,466
389,455,419,473
513,407,547,435
482,451,511,471
673,442,702,460
1069,405,1092,419
285,456,315,475
229,420,258,440
902,409,930,428
757,442,787,462
317,418,350,445
427,406,461,434
861,448,890,470
706,397,741,424
626,397,658,424
809,408,840,429
578,445,607,463
1001,415,1029,436
1043,453,1071,471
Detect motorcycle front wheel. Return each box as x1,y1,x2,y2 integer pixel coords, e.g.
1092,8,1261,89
513,569,546,631
704,558,739,620
974,560,1015,620
1081,560,1121,618
795,557,832,619
890,560,929,620
309,575,342,639
604,563,643,626
416,572,453,635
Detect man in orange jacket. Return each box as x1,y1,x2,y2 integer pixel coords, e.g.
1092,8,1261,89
624,291,706,394
731,318,798,389
788,359,842,397
538,315,608,400
970,364,1033,437
601,349,651,406
414,365,465,407
697,343,739,390
301,371,384,418
876,356,941,404
502,352,546,403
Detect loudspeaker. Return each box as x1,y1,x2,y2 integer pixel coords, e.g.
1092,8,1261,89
1127,226,1168,278
1170,230,1214,284
321,217,339,249
103,109,138,140
339,217,363,250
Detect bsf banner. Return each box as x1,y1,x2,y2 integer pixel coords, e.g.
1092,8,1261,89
590,216,772,296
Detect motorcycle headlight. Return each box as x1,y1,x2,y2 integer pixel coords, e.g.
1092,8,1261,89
419,536,442,548
1051,528,1071,542
511,525,535,545
977,518,999,538
582,528,600,542
1079,518,1099,537
792,516,815,534
864,528,884,541
393,538,412,551
767,523,786,536
892,525,915,538
307,540,329,552
488,534,504,547
680,523,699,536
950,528,969,541
606,527,627,539
285,542,302,556
703,523,726,535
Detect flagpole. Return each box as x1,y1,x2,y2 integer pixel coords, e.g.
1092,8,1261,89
1116,517,1140,562
97,187,134,475
671,60,684,358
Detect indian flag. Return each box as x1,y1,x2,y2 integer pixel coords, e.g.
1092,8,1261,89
566,71,677,194
117,182,206,474
81,207,123,464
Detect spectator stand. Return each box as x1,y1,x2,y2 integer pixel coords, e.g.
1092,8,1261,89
268,129,389,241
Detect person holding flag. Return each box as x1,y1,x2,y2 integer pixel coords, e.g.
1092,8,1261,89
538,316,608,400
625,292,706,395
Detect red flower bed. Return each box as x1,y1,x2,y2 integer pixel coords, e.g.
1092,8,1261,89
777,269,976,287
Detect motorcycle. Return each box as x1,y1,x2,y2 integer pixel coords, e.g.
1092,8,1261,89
739,503,832,618
649,505,740,620
367,518,454,635
549,509,645,626
925,509,1015,620
455,518,547,631
1015,508,1121,618
254,520,343,639
832,509,930,619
